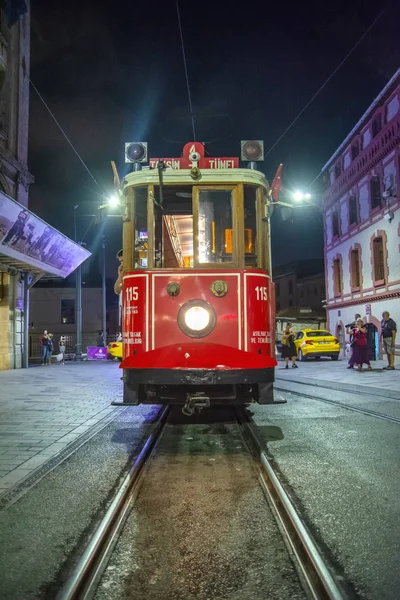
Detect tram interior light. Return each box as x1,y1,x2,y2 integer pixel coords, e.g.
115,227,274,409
125,142,148,163
241,140,264,162
184,306,210,332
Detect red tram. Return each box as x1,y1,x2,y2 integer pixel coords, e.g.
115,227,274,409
117,141,277,414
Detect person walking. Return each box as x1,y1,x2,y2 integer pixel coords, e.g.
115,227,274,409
346,319,372,371
41,330,50,366
345,313,361,368
381,311,397,370
281,323,298,369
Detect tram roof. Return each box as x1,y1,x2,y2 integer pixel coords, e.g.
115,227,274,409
123,167,269,190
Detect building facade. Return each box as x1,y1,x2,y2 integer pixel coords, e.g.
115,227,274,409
0,2,32,369
322,69,400,358
274,260,326,341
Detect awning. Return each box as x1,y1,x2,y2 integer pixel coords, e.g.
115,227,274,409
0,192,91,277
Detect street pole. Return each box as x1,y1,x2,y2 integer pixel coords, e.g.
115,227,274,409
102,235,107,344
74,206,82,358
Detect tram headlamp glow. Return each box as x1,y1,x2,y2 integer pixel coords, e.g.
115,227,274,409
184,306,210,331
177,299,217,338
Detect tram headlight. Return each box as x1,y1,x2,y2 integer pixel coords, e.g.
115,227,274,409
185,306,210,331
177,300,217,338
125,142,148,163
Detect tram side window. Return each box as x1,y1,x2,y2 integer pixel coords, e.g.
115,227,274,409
134,187,148,269
198,189,233,263
244,186,257,267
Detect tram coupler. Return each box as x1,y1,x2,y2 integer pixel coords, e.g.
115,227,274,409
182,392,210,416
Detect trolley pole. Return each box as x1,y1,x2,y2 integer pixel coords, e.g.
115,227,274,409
74,206,83,359
102,236,107,343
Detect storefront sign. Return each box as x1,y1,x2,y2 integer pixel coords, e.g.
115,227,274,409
87,346,107,360
0,192,91,277
149,141,239,170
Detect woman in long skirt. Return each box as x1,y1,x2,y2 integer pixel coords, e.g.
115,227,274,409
346,319,372,371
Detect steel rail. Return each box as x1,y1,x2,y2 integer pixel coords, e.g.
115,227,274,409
236,409,348,600
274,385,400,425
56,406,170,600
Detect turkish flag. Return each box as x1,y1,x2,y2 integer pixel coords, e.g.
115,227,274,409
271,164,283,202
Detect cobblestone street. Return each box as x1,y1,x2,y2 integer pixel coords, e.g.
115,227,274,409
0,362,124,495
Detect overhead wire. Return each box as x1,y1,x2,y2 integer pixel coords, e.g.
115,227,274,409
28,75,104,193
263,8,386,164
175,0,196,141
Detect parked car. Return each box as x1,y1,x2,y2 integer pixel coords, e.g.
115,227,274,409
107,341,122,361
294,329,340,361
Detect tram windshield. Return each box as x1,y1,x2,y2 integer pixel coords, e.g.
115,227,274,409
128,183,267,270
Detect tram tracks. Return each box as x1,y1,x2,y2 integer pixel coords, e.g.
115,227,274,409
56,406,351,600
274,384,400,425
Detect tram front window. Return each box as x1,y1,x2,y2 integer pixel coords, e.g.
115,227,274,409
196,189,233,264
154,186,193,268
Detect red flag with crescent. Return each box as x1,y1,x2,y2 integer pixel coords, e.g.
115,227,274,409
271,164,283,202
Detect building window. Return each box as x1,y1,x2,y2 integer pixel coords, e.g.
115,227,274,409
372,237,385,285
349,195,358,225
351,142,360,160
333,258,342,297
372,114,382,137
370,176,381,210
61,299,75,324
288,280,293,294
332,210,340,238
350,249,361,290
275,282,280,296
334,162,342,179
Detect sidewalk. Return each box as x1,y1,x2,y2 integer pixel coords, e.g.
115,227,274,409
0,362,124,496
275,356,400,400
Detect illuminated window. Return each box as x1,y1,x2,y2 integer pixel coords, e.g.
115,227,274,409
372,237,385,284
197,189,233,264
350,249,361,290
61,299,75,324
333,259,342,297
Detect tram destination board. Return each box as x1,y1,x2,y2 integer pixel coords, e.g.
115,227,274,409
149,141,239,170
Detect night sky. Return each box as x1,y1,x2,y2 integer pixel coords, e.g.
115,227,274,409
28,0,400,278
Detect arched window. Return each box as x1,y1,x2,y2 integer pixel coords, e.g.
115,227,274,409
372,237,385,285
350,248,361,290
332,257,342,297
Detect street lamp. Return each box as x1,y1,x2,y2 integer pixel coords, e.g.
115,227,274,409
293,191,312,202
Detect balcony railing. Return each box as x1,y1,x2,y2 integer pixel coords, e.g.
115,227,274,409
323,113,400,207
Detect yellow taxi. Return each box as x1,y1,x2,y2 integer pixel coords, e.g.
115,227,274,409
107,341,123,361
294,329,340,361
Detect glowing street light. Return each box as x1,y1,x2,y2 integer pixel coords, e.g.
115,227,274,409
108,194,120,207
293,191,312,202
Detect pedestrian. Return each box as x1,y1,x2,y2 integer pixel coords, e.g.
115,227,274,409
41,330,50,366
59,336,66,365
346,319,372,371
345,313,361,368
281,323,298,369
97,330,105,347
47,334,54,364
381,311,397,370
116,332,122,342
